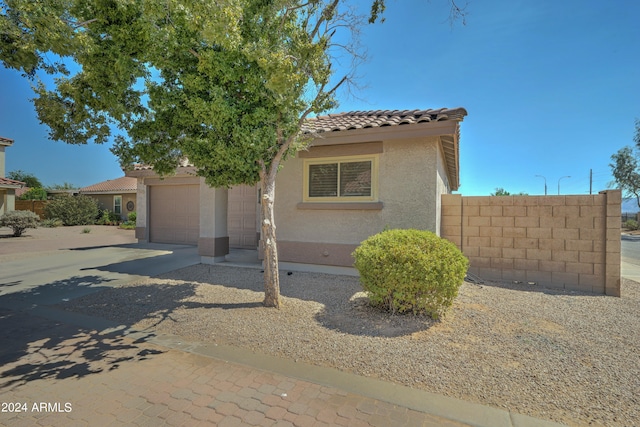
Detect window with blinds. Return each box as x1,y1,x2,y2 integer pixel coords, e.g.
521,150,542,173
303,155,377,202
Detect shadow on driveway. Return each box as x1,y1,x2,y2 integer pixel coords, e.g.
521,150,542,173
0,307,163,392
0,242,199,389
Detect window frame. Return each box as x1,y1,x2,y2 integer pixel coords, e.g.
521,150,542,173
114,195,122,214
302,154,378,203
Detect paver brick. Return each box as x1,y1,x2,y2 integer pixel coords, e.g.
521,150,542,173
265,405,288,420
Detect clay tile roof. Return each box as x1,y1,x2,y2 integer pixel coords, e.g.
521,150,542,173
0,177,25,188
302,107,467,134
0,136,14,146
15,186,30,197
130,108,467,174
79,176,137,193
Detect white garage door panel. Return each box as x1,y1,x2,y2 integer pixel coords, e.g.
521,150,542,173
149,185,199,245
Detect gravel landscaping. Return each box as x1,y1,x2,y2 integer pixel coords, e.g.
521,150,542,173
59,264,639,427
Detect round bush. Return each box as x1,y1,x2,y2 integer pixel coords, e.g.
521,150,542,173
352,229,469,319
44,194,99,226
0,210,39,236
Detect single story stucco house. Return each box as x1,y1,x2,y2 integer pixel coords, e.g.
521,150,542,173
126,108,467,272
79,176,137,220
0,136,25,215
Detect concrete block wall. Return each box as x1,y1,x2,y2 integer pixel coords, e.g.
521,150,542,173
441,190,621,296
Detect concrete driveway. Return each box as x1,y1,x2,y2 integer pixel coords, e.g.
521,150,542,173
0,225,200,311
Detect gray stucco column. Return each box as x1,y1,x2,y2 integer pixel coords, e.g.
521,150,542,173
135,177,148,242
199,179,229,263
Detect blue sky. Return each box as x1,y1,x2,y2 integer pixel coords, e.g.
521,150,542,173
1,0,638,195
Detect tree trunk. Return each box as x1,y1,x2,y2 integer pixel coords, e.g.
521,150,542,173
261,172,281,308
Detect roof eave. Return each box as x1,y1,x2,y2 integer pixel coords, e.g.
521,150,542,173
307,119,461,146
79,190,137,194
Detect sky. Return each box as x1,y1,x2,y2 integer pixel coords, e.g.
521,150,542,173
0,0,638,196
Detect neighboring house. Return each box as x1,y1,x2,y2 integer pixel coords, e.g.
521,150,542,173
127,108,467,271
0,136,26,215
79,176,137,220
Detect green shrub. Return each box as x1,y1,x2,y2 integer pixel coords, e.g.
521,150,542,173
108,211,121,223
352,229,469,319
127,211,137,223
95,209,109,225
19,187,48,200
623,219,639,230
0,210,40,236
44,194,99,226
40,218,63,228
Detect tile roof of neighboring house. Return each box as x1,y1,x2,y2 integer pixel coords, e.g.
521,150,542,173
302,108,467,134
0,136,14,146
15,186,30,197
0,177,25,188
79,176,137,193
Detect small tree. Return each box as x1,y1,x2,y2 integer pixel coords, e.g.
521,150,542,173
0,210,39,237
7,170,43,188
48,182,77,190
491,188,511,196
19,187,48,200
1,0,466,308
611,145,640,208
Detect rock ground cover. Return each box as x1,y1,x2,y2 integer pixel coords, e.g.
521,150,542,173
59,264,640,427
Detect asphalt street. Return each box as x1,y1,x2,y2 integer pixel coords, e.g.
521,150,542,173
621,234,640,265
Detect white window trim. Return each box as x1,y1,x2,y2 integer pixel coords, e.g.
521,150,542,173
114,195,122,214
302,154,378,203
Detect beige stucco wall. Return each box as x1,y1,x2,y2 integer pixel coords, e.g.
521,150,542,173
274,136,445,248
435,144,450,236
90,193,136,220
0,189,6,214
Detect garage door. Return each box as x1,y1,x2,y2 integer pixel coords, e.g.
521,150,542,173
228,185,258,249
149,184,199,245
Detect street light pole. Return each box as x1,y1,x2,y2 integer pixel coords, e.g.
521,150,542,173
535,175,547,195
558,176,571,195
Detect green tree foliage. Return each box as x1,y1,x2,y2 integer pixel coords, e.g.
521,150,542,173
611,121,640,208
491,188,511,196
18,186,47,200
0,0,464,308
7,170,42,188
48,182,77,190
44,194,98,226
0,210,39,236
353,229,468,319
490,188,528,196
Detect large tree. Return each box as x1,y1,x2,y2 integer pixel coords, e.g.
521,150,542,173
611,120,640,208
1,0,464,308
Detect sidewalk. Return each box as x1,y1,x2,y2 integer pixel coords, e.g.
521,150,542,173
0,305,566,427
